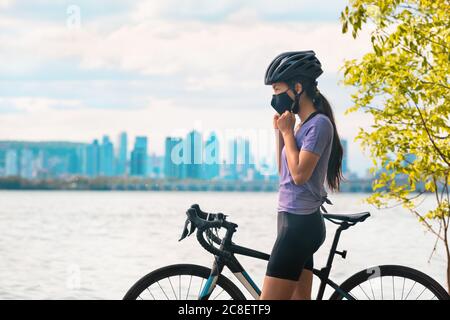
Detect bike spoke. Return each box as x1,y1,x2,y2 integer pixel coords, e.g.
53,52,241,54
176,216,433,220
427,290,438,300
392,276,395,300
415,286,427,300
212,288,225,300
404,281,417,300
358,284,372,300
157,281,170,300
346,288,359,300
349,274,442,301
401,277,406,300
147,287,156,300
368,278,376,300
186,275,193,300
168,277,177,300
380,276,384,300
348,292,358,300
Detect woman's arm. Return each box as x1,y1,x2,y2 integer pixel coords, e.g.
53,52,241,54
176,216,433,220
273,114,285,175
277,111,328,185
281,131,320,185
275,129,284,175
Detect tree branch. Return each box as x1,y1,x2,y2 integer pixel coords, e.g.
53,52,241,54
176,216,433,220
428,220,443,263
419,80,450,91
407,93,450,167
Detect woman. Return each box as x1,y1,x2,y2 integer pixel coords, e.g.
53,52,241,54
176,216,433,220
260,51,344,300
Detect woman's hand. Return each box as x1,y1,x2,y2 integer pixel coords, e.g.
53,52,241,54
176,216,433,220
294,123,301,135
277,111,295,136
273,114,280,129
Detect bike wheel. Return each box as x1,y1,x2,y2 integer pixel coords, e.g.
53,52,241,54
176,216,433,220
123,264,246,300
330,265,449,300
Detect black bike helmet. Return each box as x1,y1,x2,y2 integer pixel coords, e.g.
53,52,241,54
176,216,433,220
264,50,323,85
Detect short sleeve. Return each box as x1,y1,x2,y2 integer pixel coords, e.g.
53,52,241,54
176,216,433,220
300,118,334,157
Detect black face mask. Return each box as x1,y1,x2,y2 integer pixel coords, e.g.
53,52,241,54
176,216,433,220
271,91,294,115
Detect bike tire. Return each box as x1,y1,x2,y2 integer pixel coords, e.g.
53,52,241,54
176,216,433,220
123,264,247,300
330,265,449,300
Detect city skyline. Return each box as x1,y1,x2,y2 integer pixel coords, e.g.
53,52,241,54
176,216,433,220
0,130,353,180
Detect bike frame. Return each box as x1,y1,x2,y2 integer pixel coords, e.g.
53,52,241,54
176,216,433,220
198,221,355,300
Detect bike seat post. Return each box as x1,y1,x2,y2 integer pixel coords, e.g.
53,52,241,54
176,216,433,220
318,222,348,298
328,222,347,261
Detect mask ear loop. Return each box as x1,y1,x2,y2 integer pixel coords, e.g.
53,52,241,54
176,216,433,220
290,84,304,114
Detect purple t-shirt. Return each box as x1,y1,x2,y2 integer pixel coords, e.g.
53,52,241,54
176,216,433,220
278,113,334,215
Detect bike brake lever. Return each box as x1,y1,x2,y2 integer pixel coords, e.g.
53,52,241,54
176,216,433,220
178,217,198,242
178,219,190,241
188,219,196,236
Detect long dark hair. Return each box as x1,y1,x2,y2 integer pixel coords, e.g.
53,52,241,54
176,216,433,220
289,77,344,192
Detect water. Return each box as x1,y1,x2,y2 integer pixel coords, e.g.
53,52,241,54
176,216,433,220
0,191,447,299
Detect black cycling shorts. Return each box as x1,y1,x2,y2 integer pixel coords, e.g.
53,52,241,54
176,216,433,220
265,208,326,281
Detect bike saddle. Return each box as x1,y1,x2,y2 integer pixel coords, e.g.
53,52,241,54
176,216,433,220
323,212,371,224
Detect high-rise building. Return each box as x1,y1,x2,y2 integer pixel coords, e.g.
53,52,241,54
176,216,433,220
130,136,148,176
164,137,184,179
227,138,251,180
34,150,45,178
116,132,128,176
5,149,18,176
20,149,34,179
86,139,100,177
252,156,277,181
185,130,203,179
99,135,114,176
0,142,88,179
148,153,164,178
203,132,220,180
341,139,348,176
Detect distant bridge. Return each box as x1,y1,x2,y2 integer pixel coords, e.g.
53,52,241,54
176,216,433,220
0,176,378,192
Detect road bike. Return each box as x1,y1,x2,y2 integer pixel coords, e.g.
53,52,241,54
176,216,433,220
123,204,449,300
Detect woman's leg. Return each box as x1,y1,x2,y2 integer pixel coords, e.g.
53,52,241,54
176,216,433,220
292,215,326,300
291,269,313,300
291,255,315,299
261,212,299,299
261,210,325,300
260,276,297,300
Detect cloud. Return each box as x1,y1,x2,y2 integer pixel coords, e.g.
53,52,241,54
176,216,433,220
0,0,374,175
0,8,373,115
73,20,370,82
0,97,83,113
0,2,371,82
0,0,13,8
130,0,348,22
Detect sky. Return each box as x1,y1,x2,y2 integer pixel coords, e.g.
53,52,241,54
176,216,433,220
0,0,376,177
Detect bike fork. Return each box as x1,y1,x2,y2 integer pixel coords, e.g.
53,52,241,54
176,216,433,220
198,256,225,300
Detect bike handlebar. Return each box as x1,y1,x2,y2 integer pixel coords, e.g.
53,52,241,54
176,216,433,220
196,227,232,258
179,204,237,258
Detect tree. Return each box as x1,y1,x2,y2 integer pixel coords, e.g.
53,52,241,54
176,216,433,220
340,0,450,291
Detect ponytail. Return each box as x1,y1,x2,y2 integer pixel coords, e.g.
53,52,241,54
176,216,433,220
314,91,345,192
